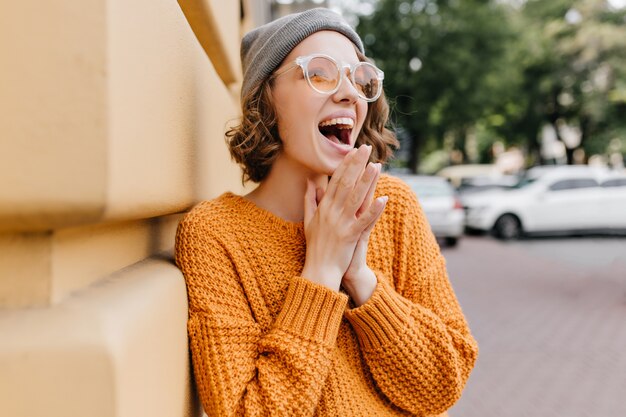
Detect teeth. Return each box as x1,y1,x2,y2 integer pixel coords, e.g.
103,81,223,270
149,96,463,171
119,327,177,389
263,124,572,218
319,117,354,128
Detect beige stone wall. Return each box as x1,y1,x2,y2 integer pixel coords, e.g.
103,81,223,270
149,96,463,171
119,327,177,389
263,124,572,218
0,0,254,415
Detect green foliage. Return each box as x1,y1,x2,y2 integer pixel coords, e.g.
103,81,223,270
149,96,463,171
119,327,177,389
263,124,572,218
356,0,516,169
350,0,626,169
508,0,626,163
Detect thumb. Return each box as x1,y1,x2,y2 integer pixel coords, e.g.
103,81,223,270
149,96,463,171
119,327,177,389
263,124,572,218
361,195,388,235
304,179,318,227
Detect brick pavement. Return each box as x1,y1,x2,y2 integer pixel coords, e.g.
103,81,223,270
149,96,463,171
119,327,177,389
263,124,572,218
443,236,626,417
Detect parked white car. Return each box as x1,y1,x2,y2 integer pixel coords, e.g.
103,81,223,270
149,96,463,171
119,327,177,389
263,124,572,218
462,166,626,240
396,175,465,246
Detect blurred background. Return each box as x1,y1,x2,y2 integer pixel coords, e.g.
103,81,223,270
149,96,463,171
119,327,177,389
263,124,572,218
1,1,624,416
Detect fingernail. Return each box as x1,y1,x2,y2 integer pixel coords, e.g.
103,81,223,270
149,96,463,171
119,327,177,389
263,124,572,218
378,196,388,204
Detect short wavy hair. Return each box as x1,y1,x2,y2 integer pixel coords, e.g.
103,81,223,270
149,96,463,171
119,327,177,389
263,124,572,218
226,53,399,184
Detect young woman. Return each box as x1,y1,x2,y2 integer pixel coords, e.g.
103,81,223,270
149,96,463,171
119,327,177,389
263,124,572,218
175,8,477,417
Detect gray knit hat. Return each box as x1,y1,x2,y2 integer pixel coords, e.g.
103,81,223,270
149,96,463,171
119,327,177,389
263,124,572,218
240,8,365,99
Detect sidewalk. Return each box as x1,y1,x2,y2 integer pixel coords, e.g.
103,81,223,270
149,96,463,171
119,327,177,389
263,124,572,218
444,237,626,417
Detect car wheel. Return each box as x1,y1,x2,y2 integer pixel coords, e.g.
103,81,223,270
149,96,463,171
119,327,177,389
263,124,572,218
493,214,522,240
444,237,459,247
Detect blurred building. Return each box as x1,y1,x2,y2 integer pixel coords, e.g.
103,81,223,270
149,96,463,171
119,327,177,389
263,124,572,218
0,1,274,416
272,0,329,18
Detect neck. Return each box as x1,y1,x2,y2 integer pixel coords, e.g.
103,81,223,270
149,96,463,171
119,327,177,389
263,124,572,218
245,157,328,223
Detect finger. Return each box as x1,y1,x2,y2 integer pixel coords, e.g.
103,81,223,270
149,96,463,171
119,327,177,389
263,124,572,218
355,195,388,233
355,163,381,218
346,162,378,218
303,179,318,228
329,145,372,209
325,147,358,200
326,145,370,202
361,196,387,236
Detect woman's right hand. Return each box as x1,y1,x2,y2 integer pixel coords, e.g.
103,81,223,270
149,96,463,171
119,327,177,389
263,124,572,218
301,144,383,292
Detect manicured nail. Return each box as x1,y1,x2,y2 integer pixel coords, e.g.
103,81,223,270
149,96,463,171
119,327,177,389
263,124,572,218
378,196,388,204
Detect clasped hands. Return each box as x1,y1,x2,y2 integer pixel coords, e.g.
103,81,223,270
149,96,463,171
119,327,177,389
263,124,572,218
301,145,388,306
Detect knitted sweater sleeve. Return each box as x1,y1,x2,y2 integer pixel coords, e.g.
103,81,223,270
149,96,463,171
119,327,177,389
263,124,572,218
175,213,348,417
344,178,478,416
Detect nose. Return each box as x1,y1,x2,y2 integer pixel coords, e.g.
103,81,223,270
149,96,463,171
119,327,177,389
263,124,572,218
332,67,359,103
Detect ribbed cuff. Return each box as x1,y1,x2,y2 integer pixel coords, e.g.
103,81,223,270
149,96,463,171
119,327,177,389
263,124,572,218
274,276,349,346
344,278,412,350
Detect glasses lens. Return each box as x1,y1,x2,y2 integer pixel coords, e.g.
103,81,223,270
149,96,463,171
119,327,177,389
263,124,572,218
306,57,340,93
353,63,381,100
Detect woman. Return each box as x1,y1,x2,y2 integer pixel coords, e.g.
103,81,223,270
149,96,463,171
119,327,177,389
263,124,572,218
175,8,477,417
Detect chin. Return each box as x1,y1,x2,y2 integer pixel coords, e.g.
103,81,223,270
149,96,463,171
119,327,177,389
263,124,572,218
309,143,353,177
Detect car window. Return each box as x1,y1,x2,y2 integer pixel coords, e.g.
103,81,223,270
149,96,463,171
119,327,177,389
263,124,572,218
548,178,599,191
601,178,626,188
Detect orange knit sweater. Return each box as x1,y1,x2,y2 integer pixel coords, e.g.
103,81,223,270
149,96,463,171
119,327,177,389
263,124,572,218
175,174,478,417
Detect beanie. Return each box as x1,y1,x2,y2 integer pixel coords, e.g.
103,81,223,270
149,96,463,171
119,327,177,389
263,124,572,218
240,8,364,100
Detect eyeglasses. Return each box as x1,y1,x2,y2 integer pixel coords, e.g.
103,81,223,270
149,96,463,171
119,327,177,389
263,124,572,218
271,53,384,102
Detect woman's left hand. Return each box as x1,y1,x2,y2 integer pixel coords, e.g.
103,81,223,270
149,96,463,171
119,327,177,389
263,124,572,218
341,164,388,306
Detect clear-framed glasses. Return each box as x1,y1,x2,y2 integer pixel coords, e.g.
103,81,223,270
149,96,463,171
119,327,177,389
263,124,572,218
271,53,385,102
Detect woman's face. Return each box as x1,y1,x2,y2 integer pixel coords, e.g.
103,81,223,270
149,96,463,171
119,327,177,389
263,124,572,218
270,31,368,178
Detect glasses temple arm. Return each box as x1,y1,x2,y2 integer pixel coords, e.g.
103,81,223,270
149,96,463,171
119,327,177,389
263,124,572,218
269,62,299,80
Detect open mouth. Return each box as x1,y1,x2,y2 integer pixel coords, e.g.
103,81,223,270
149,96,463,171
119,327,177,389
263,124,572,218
319,117,354,146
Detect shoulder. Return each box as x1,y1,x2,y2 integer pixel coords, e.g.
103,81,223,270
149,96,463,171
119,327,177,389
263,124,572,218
176,193,245,243
373,174,435,243
375,174,421,214
373,177,441,267
376,173,415,197
175,193,249,272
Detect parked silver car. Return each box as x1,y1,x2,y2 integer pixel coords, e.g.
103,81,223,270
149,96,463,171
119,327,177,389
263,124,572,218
395,175,465,246
462,165,626,240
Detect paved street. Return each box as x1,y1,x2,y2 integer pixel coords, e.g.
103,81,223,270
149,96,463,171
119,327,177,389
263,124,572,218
443,235,626,417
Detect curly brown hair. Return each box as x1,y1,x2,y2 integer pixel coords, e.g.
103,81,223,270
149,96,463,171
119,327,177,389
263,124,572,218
225,54,399,183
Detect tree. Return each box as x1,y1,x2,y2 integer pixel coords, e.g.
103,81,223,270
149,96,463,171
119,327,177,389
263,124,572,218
446,0,626,166
348,0,626,169
508,0,626,164
356,0,515,171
